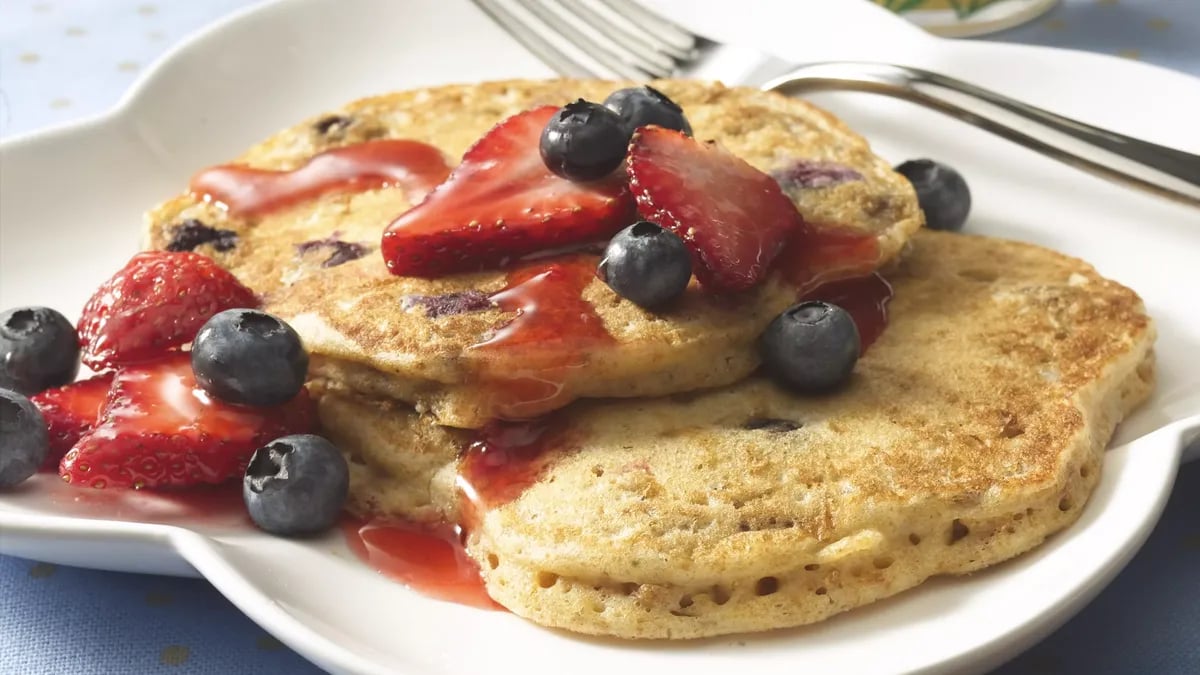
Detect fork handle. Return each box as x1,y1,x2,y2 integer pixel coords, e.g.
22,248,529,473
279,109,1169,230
765,64,1200,208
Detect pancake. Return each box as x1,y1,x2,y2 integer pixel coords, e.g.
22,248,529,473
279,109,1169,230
319,230,1155,638
143,79,923,428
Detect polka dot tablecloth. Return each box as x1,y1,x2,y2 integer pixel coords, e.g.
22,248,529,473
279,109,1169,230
1,1,1198,673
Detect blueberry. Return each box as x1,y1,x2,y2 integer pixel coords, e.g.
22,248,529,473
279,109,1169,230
894,159,971,232
0,388,49,488
540,99,629,181
312,114,353,136
603,86,692,137
294,234,369,268
191,309,308,407
599,221,692,309
760,301,859,393
243,434,349,536
166,219,238,253
0,306,79,395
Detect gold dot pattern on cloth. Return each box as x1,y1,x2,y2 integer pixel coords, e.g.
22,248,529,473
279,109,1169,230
147,29,165,40
65,26,86,36
137,4,157,16
117,60,139,73
28,563,57,578
1117,48,1142,59
31,2,52,12
1044,18,1066,31
18,52,40,63
1096,0,1118,6
1147,18,1171,31
49,97,71,109
1185,534,1200,551
159,645,190,666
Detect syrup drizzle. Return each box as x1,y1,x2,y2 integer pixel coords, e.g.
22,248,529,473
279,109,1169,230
456,418,567,520
190,139,452,217
342,518,500,610
804,273,893,353
779,221,881,295
778,221,890,352
478,255,612,352
343,417,567,610
469,255,614,420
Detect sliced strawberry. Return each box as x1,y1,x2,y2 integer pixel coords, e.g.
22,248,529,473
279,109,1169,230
59,354,316,489
30,373,115,469
628,127,800,292
382,106,635,277
77,251,258,370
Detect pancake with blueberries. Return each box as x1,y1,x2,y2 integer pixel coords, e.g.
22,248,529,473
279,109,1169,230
319,229,1155,638
143,79,923,429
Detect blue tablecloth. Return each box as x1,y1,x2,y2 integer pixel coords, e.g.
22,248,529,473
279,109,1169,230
1,1,1197,672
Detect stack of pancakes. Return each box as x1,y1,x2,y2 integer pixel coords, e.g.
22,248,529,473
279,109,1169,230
143,80,1155,638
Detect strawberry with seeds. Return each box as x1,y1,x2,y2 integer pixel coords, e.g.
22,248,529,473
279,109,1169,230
31,373,114,469
382,106,635,277
628,126,800,292
59,353,316,489
77,251,258,370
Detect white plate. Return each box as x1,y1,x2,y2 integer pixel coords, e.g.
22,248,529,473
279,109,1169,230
1,1,1198,673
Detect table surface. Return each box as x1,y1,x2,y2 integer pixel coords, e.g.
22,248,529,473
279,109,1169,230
1,1,1197,673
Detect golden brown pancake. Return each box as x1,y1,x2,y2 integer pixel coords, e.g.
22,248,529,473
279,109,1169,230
144,79,922,428
320,230,1155,638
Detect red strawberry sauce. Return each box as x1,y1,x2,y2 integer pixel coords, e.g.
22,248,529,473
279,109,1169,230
467,255,614,420
478,256,612,354
190,139,451,217
455,417,568,519
342,416,567,612
341,518,500,610
803,273,893,353
781,221,882,294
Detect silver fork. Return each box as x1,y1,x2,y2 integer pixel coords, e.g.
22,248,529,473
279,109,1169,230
471,0,1200,208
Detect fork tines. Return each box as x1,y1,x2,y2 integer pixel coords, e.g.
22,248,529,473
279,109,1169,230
472,0,699,80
